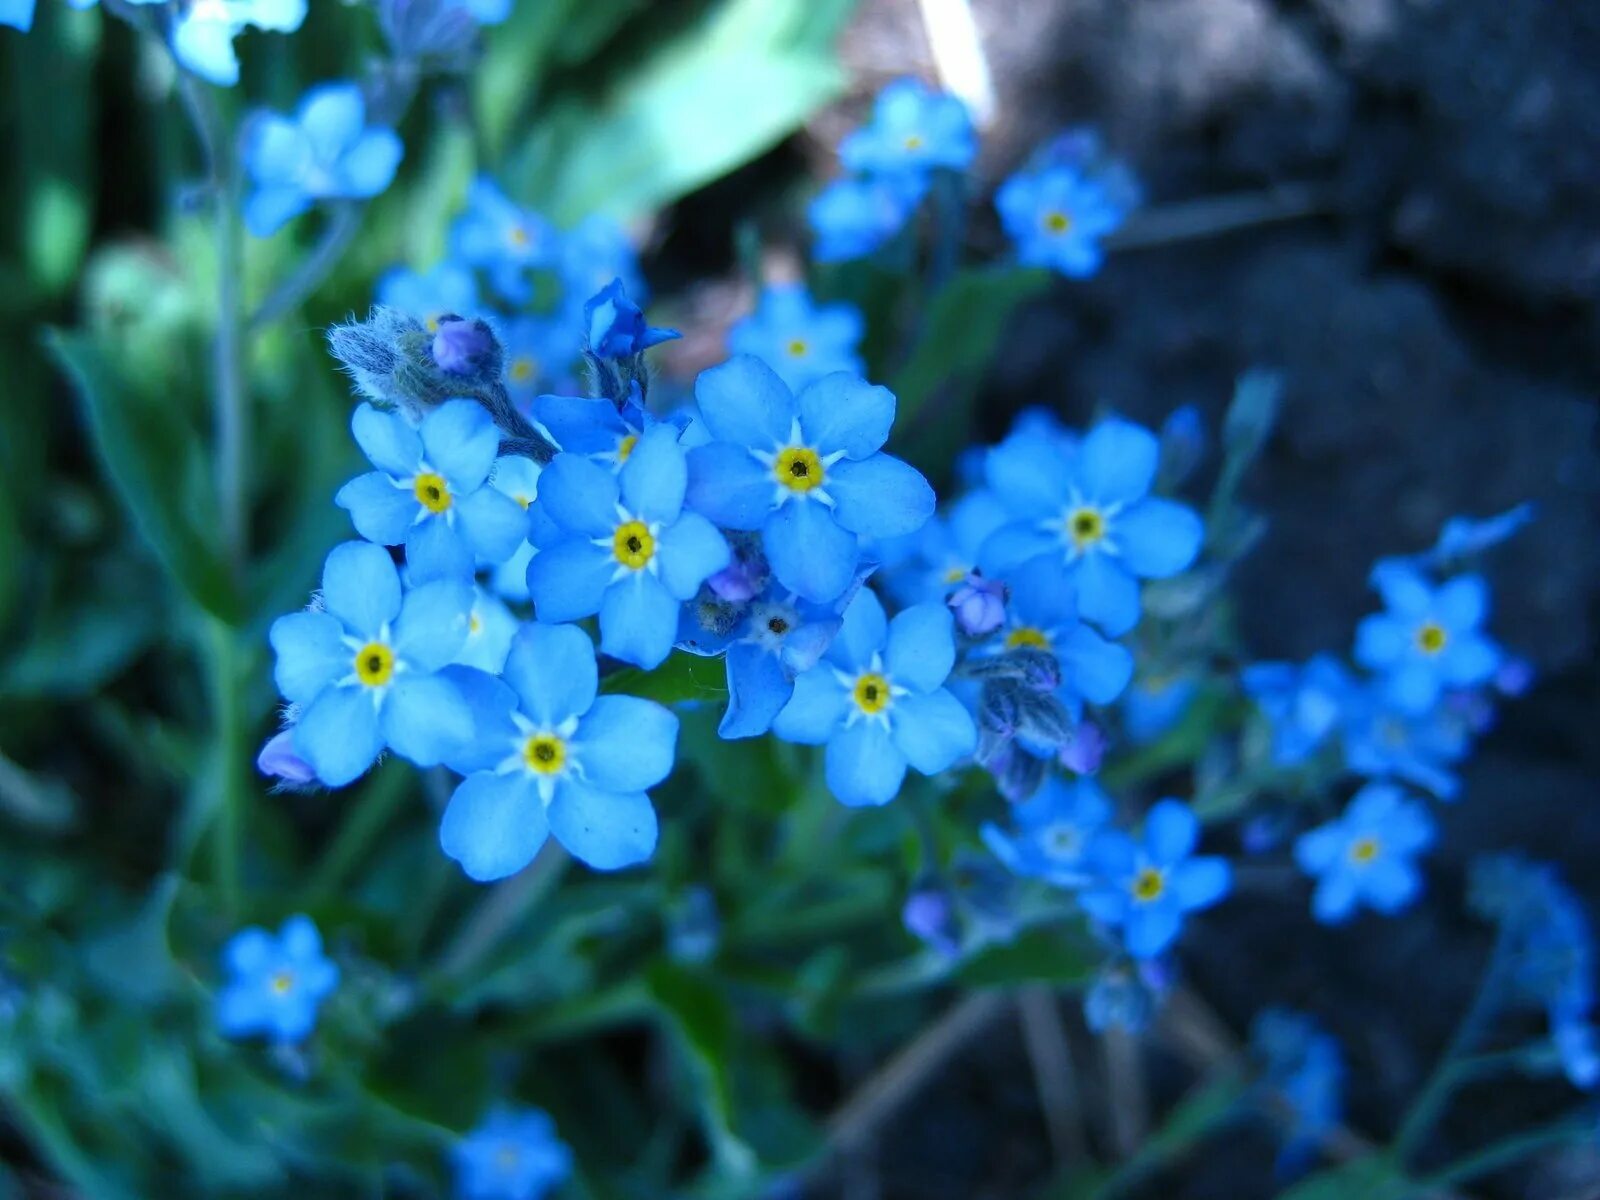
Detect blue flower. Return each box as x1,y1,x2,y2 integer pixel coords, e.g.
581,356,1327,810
242,83,402,237
439,623,678,878
771,588,976,806
486,455,542,601
269,541,474,785
216,915,338,1044
450,176,557,304
715,589,848,740
452,1106,572,1200
0,0,35,31
172,0,307,87
982,774,1113,886
1354,562,1501,713
840,77,976,180
1242,654,1355,766
979,417,1204,636
996,165,1126,278
808,175,922,262
727,285,864,392
583,278,680,360
526,426,729,669
501,315,581,408
463,0,512,24
1293,782,1435,924
555,214,646,317
530,392,659,473
453,585,518,674
377,261,481,331
336,400,528,581
1080,799,1231,958
1252,1009,1344,1173
1121,673,1199,745
1341,683,1469,800
685,356,935,604
880,489,1009,607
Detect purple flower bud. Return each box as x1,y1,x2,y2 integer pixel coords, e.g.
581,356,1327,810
431,316,496,376
1058,720,1105,775
987,742,1047,802
1495,655,1535,698
257,730,316,786
708,559,761,603
902,884,960,957
947,571,1006,637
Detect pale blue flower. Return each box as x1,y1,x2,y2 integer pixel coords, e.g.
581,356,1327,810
216,915,338,1044
1293,782,1435,924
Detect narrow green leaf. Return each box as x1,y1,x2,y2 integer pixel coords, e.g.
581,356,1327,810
956,925,1098,989
602,652,731,706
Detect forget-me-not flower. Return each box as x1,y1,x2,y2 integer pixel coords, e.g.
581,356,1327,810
1242,654,1355,767
377,261,481,332
772,588,976,806
881,490,1010,607
840,77,976,180
1341,682,1469,800
452,1106,573,1200
685,355,935,604
982,775,1113,886
1252,1009,1345,1174
439,622,678,878
1080,799,1231,959
1354,562,1500,715
450,176,556,304
996,165,1126,279
171,0,307,86
1293,782,1436,924
336,400,528,582
501,315,580,408
0,0,35,31
979,416,1204,636
242,83,402,237
583,278,679,360
270,541,474,785
727,284,864,392
527,425,730,669
808,176,921,263
216,915,338,1044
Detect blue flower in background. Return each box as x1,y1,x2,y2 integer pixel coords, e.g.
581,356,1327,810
1293,782,1435,924
1243,654,1355,766
451,176,556,304
1341,683,1469,800
808,176,921,263
556,214,646,318
501,315,581,408
270,542,474,785
980,417,1204,636
378,261,481,331
531,392,660,472
982,774,1112,886
216,915,338,1044
727,284,864,392
439,623,678,878
1355,563,1500,714
1252,1009,1344,1174
173,0,307,87
242,83,402,237
452,1106,572,1200
997,165,1126,278
527,425,729,669
685,355,935,604
1080,799,1230,958
840,77,976,180
583,278,680,360
1121,673,1199,745
881,490,1010,607
336,400,527,581
0,0,35,31
772,588,976,806
462,0,512,24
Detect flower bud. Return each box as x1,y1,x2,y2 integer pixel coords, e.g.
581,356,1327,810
257,730,316,787
1058,719,1105,774
431,315,498,377
947,571,1006,637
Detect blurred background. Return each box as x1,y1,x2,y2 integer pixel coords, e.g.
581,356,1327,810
1,0,1597,1197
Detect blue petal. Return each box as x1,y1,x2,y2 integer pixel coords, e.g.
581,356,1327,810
1073,419,1158,507
1436,574,1487,632
828,586,889,671
1311,870,1360,924
1073,553,1141,637
825,721,907,806
270,611,348,705
537,452,621,536
983,431,1070,517
827,454,936,538
242,113,309,185
278,913,323,960
352,403,421,476
455,485,529,565
656,512,730,600
1440,633,1498,687
1362,858,1422,913
438,666,519,774
216,982,271,1039
1144,799,1198,865
294,684,382,787
422,399,501,493
382,673,472,766
693,355,793,448
532,394,627,456
1169,857,1231,910
1370,560,1432,618
884,604,955,692
404,515,473,583
978,524,1059,577
719,644,794,739
502,622,598,725
1293,824,1346,875
685,442,774,531
336,472,417,546
439,772,548,882
1057,624,1133,705
619,424,687,523
1005,554,1078,629
1385,661,1441,714
526,537,615,622
771,667,849,744
599,572,678,669
297,83,365,159
320,541,401,638
765,500,857,604
1354,615,1408,669
1113,498,1203,579
1124,903,1182,959
574,696,678,791
548,780,657,870
244,186,310,237
796,374,894,459
335,128,402,198
393,578,473,671
891,689,976,773
223,926,275,976
173,15,240,86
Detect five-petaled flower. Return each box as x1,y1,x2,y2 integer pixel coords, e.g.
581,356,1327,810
840,76,977,180
996,164,1127,278
1293,782,1436,924
982,775,1113,886
1354,561,1500,715
452,1106,572,1200
216,914,338,1044
450,176,557,305
727,284,865,392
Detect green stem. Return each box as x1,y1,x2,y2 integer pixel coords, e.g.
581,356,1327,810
433,842,570,985
248,202,365,332
1420,1119,1593,1189
208,619,244,915
304,761,416,901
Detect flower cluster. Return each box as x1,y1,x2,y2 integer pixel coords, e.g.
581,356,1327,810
996,129,1140,278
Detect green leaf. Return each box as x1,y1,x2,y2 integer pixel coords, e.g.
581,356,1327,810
44,330,240,623
81,875,184,1007
602,652,731,706
955,925,1098,989
1277,1156,1409,1200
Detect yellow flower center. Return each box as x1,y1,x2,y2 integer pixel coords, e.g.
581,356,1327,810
1067,506,1106,548
509,225,530,248
617,434,638,463
787,338,810,358
943,565,970,584
424,314,441,334
522,734,566,775
613,520,655,569
1044,824,1080,857
509,356,536,383
512,492,531,510
853,672,891,715
1349,837,1381,864
1132,867,1166,902
775,446,824,493
1006,626,1052,650
903,133,925,151
354,642,395,688
1043,210,1074,234
414,471,452,514
495,1144,521,1172
269,971,294,995
468,613,483,635
1416,621,1447,655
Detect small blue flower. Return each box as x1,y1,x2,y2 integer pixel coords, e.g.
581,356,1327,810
452,1106,573,1200
527,425,730,669
979,417,1204,636
880,489,1010,607
172,0,307,87
1242,654,1355,766
1121,673,1199,745
501,314,581,408
685,355,935,604
1080,800,1230,958
982,774,1113,886
1293,782,1435,924
0,0,35,31
714,589,848,740
216,915,338,1044
1252,1009,1344,1174
727,284,864,392
242,83,402,237
996,165,1126,278
555,214,646,317
336,400,528,581
451,176,557,304
840,77,976,180
270,541,474,785
771,588,977,806
1355,562,1501,714
807,175,922,263
439,623,678,878
1341,683,1470,800
583,278,680,360
377,261,482,331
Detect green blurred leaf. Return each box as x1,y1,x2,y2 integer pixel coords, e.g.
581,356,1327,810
82,875,183,1007
1277,1156,1408,1200
955,925,1097,989
44,330,241,623
602,652,731,706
